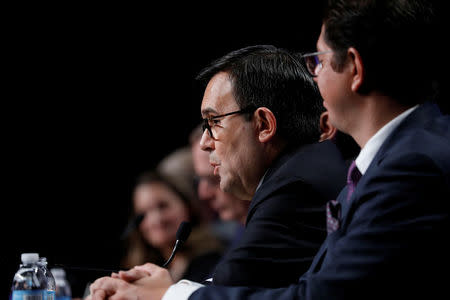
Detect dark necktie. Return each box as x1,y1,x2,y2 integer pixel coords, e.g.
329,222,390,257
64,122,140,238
326,160,362,234
346,160,362,202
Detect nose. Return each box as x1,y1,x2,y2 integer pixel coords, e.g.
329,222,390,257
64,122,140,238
199,128,214,152
141,210,162,229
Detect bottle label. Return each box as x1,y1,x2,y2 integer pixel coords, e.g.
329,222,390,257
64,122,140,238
47,291,55,300
12,290,45,300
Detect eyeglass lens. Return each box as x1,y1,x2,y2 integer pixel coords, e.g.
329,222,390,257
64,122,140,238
202,119,214,138
305,55,320,77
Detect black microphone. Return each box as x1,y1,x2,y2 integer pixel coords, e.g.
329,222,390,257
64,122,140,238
162,221,192,268
53,221,192,275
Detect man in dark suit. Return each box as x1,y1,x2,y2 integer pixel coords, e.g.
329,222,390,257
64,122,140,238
86,1,449,300
197,45,347,288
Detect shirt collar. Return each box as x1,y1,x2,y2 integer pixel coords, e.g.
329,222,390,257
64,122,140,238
255,170,267,192
355,105,418,174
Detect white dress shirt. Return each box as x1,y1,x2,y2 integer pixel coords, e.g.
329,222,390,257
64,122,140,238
355,105,417,174
162,279,204,300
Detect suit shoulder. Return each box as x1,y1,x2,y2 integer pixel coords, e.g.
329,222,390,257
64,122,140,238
387,121,450,170
276,141,347,182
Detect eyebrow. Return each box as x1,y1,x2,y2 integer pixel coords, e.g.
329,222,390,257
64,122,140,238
201,107,219,117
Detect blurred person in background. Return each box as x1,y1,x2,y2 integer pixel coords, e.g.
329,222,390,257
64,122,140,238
120,170,223,282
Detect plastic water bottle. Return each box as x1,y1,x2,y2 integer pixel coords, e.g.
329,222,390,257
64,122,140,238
38,257,56,300
11,253,48,300
50,268,71,300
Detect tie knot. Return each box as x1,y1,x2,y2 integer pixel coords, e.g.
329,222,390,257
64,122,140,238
347,160,362,186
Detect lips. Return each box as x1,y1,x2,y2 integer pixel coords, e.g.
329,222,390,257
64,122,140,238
213,165,220,176
210,152,221,176
210,162,220,175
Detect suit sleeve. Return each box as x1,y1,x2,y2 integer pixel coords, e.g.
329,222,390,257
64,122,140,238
212,180,327,288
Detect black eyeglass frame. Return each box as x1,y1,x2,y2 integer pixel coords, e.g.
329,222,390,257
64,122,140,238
202,106,255,139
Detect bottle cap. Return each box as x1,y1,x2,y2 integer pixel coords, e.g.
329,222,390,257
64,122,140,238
50,268,66,278
21,253,39,264
38,257,48,265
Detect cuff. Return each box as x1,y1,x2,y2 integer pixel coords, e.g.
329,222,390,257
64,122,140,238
162,280,204,300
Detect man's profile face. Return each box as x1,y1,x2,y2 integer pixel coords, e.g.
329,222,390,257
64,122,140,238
315,24,356,135
192,138,250,223
199,71,257,200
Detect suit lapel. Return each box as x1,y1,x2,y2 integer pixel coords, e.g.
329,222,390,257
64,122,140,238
339,102,441,230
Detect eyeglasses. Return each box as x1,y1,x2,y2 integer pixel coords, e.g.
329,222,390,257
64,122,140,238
302,50,333,77
202,107,254,139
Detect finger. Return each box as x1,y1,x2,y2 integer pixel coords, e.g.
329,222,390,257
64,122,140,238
90,277,125,299
109,291,135,300
90,277,108,295
92,289,106,300
134,263,163,275
119,268,149,282
111,272,119,278
135,263,172,281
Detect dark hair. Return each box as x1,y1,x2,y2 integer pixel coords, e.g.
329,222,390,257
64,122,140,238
323,0,440,104
196,45,325,146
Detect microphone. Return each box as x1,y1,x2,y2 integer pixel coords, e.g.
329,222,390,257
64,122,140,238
162,221,192,268
52,221,192,275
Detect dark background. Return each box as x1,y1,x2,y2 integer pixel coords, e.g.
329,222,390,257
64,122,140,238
3,3,448,298
2,3,326,298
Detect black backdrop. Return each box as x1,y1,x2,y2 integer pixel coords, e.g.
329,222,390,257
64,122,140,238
2,3,326,298
3,3,448,298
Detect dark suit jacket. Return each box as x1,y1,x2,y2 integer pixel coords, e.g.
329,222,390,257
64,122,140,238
191,102,450,299
211,140,348,288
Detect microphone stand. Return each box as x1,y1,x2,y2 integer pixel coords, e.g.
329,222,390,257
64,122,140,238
162,240,183,268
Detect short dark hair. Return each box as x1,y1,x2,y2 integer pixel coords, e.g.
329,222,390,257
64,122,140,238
323,0,440,105
196,45,325,146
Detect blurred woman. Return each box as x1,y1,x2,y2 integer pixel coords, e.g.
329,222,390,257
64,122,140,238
121,171,223,282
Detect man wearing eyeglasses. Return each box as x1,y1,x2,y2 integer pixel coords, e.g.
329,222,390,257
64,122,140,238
193,44,347,289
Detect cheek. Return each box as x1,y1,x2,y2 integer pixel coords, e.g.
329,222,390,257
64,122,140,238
317,74,333,100
318,73,343,113
168,204,190,224
221,135,249,170
139,218,156,243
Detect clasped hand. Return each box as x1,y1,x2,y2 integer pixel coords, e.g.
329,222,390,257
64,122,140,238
86,263,174,300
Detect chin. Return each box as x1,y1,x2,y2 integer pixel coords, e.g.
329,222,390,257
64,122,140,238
147,234,171,247
220,214,234,222
219,177,229,192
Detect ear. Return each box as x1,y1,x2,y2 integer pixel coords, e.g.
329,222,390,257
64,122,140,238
319,111,337,142
254,107,277,143
347,47,365,92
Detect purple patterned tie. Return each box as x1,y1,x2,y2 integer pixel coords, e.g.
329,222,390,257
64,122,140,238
327,160,362,234
346,160,362,202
